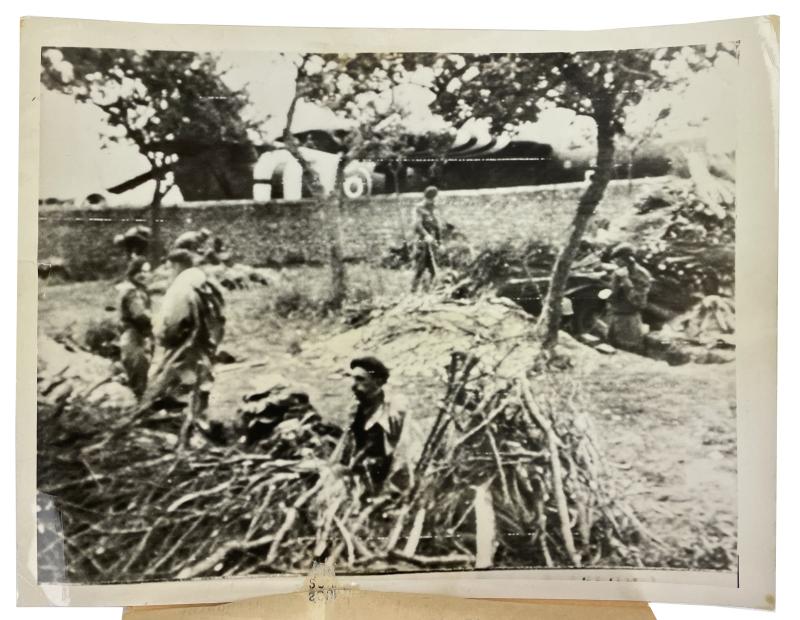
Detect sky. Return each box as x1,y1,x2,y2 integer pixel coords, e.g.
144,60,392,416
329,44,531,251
38,49,737,206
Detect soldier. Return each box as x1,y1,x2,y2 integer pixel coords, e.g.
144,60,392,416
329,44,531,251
201,236,232,266
340,356,408,493
172,228,212,258
411,186,442,292
116,257,153,398
146,249,226,445
606,243,652,353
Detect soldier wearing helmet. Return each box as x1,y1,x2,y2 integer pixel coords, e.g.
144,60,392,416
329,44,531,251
606,243,652,353
411,186,442,293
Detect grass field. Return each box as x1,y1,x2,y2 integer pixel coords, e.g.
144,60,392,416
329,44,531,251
37,261,737,570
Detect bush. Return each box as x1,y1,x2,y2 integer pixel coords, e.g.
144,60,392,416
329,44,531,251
83,317,121,359
271,281,327,319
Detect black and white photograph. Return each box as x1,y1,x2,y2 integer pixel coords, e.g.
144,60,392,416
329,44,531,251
18,16,777,609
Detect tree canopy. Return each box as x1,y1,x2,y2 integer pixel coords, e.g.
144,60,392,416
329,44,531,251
389,46,736,346
41,48,256,191
280,53,457,184
41,47,258,262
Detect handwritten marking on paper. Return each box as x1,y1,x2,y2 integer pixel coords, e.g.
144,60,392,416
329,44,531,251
306,560,338,603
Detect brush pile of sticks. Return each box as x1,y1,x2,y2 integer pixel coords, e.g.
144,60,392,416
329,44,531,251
373,351,657,570
37,390,357,583
37,351,656,584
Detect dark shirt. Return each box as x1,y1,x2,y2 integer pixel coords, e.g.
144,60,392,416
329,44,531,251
342,391,407,489
352,406,389,460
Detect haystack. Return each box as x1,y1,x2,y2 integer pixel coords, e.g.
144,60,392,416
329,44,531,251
306,294,557,384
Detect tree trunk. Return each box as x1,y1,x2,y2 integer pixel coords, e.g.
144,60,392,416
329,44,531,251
282,94,348,309
536,111,616,349
149,176,163,266
627,149,635,196
326,158,349,310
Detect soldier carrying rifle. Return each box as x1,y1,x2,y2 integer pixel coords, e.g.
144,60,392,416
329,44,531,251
410,186,442,292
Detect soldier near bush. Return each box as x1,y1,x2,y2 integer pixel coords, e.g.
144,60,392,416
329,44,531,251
146,249,226,445
116,257,153,398
411,186,442,292
340,356,408,493
606,242,652,353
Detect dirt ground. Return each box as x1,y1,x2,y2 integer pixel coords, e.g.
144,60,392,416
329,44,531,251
37,264,737,569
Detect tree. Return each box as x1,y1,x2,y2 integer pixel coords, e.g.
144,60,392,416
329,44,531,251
278,53,456,309
396,47,733,348
41,48,255,264
361,113,455,242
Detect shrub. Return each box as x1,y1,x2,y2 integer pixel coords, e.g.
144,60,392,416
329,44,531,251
83,317,121,359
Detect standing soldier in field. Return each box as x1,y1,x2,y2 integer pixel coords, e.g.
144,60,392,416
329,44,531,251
411,186,442,292
146,249,226,446
116,256,153,398
606,242,652,354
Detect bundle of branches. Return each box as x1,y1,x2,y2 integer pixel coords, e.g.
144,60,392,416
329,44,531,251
372,352,657,570
632,177,735,312
36,393,348,584
37,348,660,584
635,176,734,246
633,239,732,317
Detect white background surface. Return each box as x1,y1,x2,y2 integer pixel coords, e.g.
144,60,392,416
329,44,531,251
2,1,794,618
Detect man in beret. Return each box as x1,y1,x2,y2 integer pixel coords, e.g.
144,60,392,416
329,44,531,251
340,356,408,493
411,186,442,293
606,242,652,353
146,248,226,445
116,256,153,398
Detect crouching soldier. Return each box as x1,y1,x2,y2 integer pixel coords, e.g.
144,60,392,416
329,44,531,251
145,249,226,445
172,228,212,258
339,356,411,494
606,242,652,354
116,257,153,398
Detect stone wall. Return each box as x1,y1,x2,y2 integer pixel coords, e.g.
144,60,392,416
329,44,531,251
37,178,667,281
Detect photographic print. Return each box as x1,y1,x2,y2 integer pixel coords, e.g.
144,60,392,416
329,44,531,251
18,16,777,608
